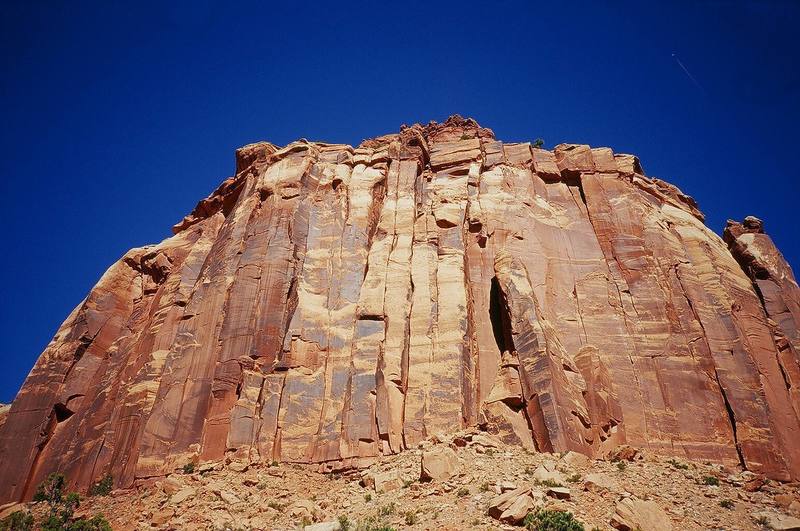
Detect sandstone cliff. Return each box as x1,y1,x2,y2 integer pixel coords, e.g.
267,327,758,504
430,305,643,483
1,117,798,503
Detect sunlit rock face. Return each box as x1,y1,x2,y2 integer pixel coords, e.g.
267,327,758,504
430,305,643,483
1,116,799,502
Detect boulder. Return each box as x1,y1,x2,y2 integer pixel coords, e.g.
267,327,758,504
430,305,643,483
611,497,672,531
150,507,175,526
532,462,565,485
170,487,197,504
372,470,403,493
304,521,342,531
608,445,640,462
288,499,323,521
500,493,537,524
421,447,459,481
583,473,618,493
546,487,571,499
488,487,530,519
751,511,800,531
561,451,591,469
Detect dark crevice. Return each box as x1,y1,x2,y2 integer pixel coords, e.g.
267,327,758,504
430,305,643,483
53,402,74,423
714,369,747,469
489,277,515,354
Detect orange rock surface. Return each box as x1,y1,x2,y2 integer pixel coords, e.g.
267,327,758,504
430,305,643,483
1,117,798,503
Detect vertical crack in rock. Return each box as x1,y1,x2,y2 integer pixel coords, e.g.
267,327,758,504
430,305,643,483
713,368,747,468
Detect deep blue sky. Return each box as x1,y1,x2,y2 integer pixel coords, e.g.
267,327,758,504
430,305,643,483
1,1,798,402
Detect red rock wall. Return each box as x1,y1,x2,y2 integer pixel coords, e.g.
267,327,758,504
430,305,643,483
1,117,799,502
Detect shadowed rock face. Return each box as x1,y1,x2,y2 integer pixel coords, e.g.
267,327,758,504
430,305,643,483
1,116,799,502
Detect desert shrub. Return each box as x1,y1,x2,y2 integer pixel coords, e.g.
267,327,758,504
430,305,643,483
524,509,585,531
456,487,470,497
404,511,417,525
182,462,195,474
567,473,582,483
355,515,397,531
0,511,34,531
703,476,720,486
363,493,372,502
266,500,285,512
64,515,112,531
88,474,113,497
338,515,351,531
535,478,564,488
755,515,770,527
33,473,67,505
28,474,112,531
532,138,545,149
616,461,627,472
719,499,734,509
667,458,689,470
378,502,395,516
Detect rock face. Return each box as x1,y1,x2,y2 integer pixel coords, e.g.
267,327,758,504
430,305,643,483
1,116,799,503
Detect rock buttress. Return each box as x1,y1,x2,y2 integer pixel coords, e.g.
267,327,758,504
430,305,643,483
1,116,799,502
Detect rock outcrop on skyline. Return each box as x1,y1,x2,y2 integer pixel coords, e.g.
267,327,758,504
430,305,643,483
1,116,798,503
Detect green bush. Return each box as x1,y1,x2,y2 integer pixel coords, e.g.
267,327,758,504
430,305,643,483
64,515,112,531
0,511,34,531
88,475,113,497
703,476,720,486
523,509,585,531
182,462,195,474
33,473,67,505
719,499,734,509
667,458,689,470
31,473,113,531
535,479,564,488
532,138,545,149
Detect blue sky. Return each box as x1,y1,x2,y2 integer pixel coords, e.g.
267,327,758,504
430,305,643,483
1,0,798,402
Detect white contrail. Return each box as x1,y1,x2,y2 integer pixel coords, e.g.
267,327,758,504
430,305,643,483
672,53,706,93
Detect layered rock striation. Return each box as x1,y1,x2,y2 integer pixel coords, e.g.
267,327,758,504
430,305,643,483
1,116,799,503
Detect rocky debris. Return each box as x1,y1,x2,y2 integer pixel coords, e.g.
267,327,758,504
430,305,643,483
420,447,459,481
149,507,175,526
751,511,800,530
8,437,800,530
304,521,342,531
583,473,618,493
488,486,543,524
288,499,324,522
532,461,566,484
561,451,592,468
611,497,673,531
0,502,25,520
361,469,403,493
546,487,571,499
169,487,196,504
1,118,799,505
608,445,641,462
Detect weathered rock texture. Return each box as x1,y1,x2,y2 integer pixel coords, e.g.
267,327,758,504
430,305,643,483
1,117,799,503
